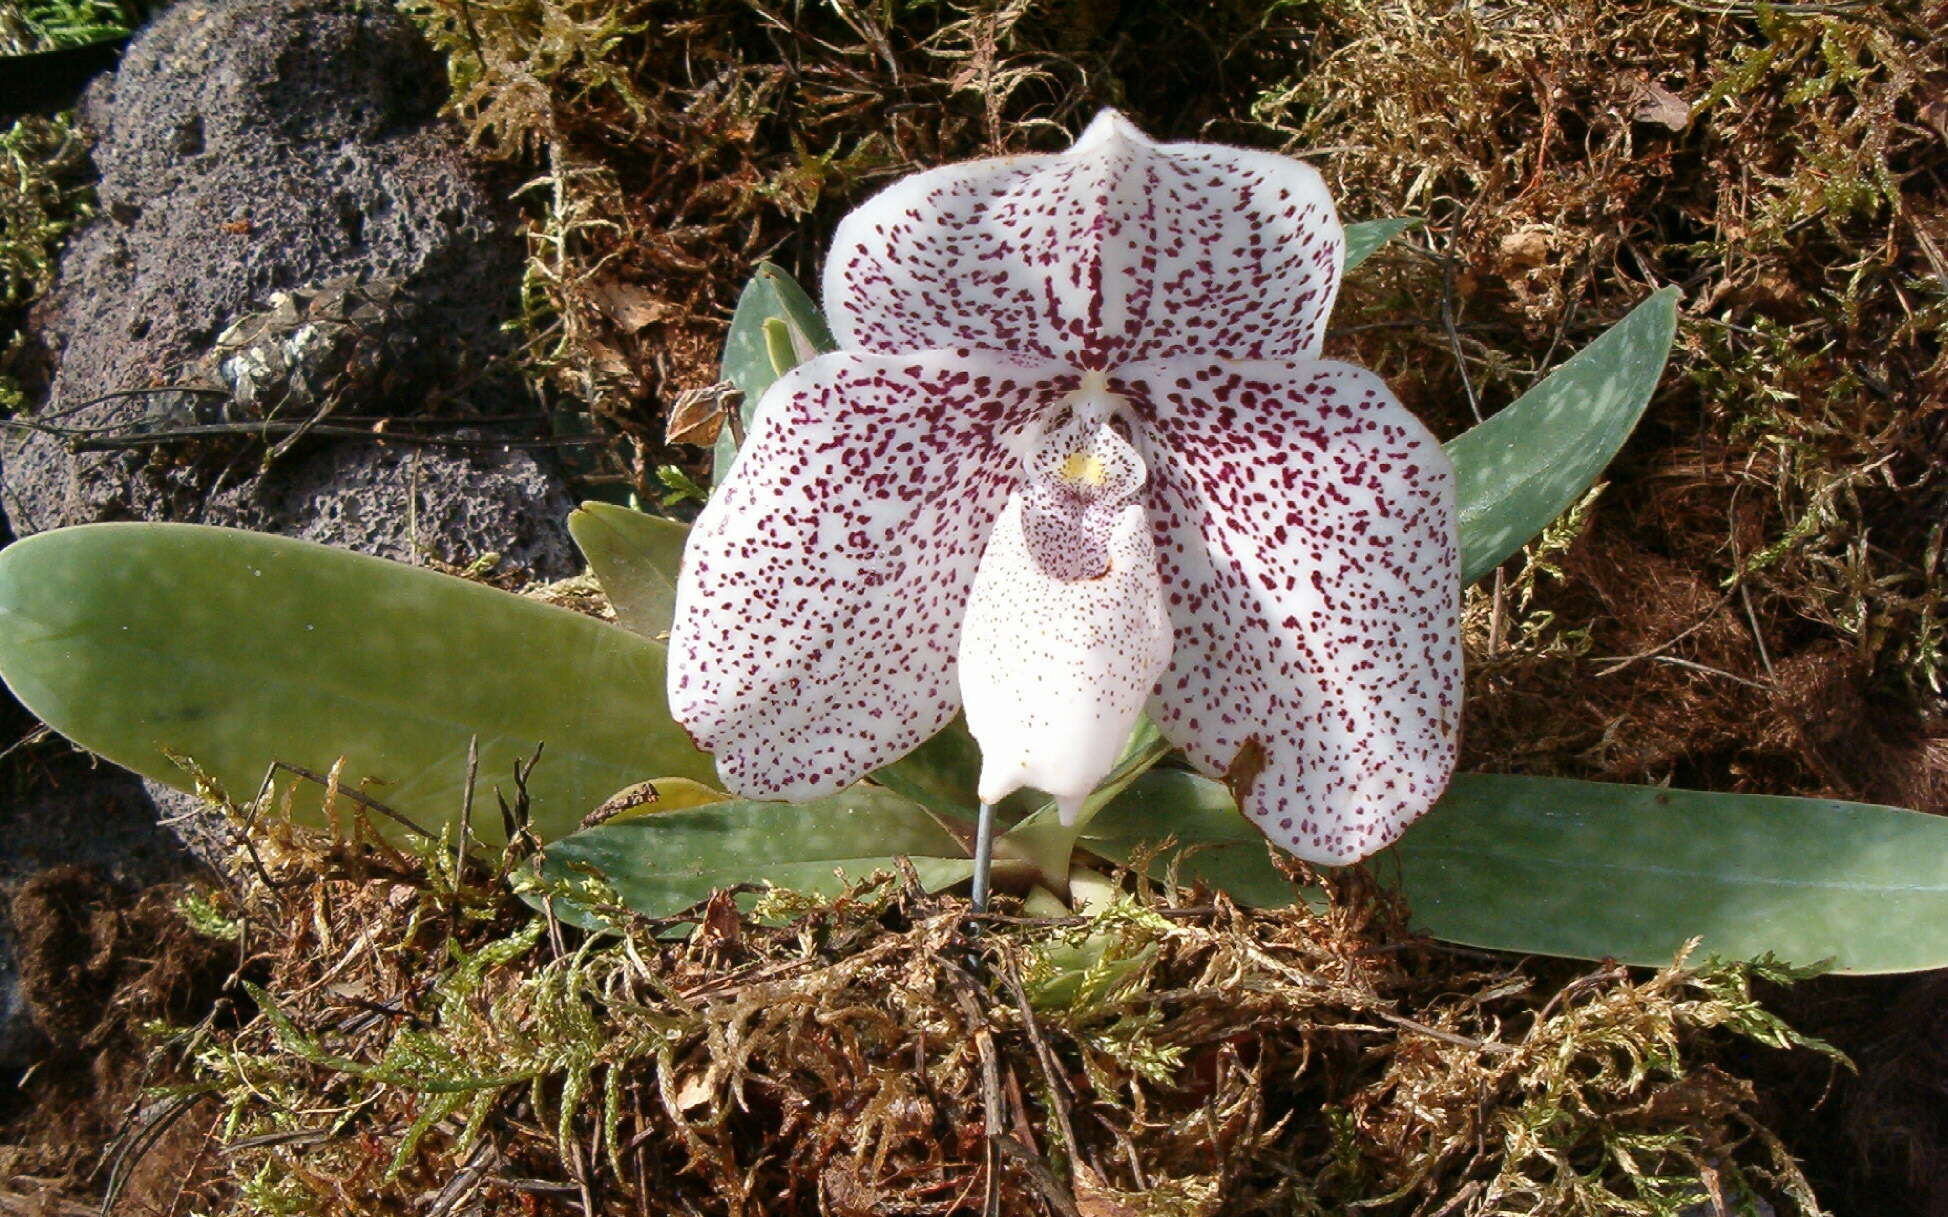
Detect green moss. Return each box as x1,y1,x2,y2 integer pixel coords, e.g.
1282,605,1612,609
0,0,141,53
0,112,93,313
0,112,95,415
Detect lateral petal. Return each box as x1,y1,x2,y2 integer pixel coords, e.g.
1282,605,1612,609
824,110,1344,369
669,349,1070,800
1119,357,1461,864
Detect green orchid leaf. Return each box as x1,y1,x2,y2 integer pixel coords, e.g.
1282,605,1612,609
1343,218,1419,272
1083,768,1948,974
874,712,1167,874
1078,769,1304,909
0,523,716,844
1447,287,1680,586
1005,715,1168,835
562,490,1018,828
536,785,975,924
870,714,1047,828
567,501,688,639
715,261,838,485
557,497,996,823
868,714,989,822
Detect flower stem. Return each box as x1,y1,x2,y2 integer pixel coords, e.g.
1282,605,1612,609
971,800,997,913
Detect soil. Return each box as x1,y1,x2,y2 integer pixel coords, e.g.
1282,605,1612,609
0,714,202,1068
1751,973,1948,1215
0,867,235,1215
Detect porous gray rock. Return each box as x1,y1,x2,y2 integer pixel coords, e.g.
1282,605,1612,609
0,0,587,1063
2,0,578,578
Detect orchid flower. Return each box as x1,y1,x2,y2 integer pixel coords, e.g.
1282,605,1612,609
668,111,1460,892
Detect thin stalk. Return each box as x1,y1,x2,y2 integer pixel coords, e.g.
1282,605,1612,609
971,800,997,913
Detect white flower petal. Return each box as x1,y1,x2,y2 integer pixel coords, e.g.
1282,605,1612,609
824,110,1344,369
669,348,1070,800
959,409,1172,823
1119,357,1461,864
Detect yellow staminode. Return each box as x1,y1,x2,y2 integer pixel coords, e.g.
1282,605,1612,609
1060,451,1108,487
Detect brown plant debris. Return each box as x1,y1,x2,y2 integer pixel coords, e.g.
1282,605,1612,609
113,810,1839,1217
0,867,237,1214
0,0,1940,1212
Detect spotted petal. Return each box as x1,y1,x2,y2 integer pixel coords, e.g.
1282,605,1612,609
1120,358,1460,864
669,349,1069,800
824,111,1343,371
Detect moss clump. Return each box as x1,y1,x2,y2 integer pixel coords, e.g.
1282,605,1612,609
0,112,95,413
147,804,1835,1217
0,0,142,54
0,112,93,314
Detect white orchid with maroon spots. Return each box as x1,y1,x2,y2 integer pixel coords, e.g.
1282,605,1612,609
668,111,1460,884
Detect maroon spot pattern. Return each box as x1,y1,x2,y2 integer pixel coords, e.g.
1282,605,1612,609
823,113,1343,372
959,417,1173,817
668,348,1069,800
1117,357,1460,864
1015,404,1148,579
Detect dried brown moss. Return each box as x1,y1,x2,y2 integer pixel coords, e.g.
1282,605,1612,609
1269,0,1948,803
1,112,96,412
140,813,1834,1217
0,868,237,1213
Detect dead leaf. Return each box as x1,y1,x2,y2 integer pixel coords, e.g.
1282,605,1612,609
674,1070,713,1112
582,780,663,828
665,382,736,446
584,337,635,381
1920,93,1948,144
1224,736,1268,804
698,888,742,948
1621,71,1691,130
589,280,679,332
1500,227,1553,269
